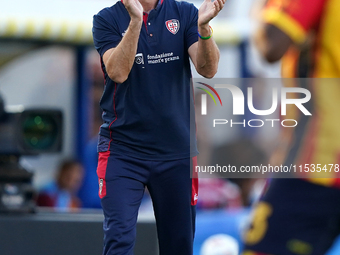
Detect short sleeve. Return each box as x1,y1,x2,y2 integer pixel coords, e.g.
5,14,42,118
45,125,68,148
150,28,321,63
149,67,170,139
262,0,326,43
184,3,198,49
92,11,122,57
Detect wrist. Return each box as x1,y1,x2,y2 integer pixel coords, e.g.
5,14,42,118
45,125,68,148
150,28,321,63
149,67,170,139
198,25,213,40
198,23,210,37
129,18,143,28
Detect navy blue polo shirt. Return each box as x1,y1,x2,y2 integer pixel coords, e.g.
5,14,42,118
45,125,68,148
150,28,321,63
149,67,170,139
92,0,198,160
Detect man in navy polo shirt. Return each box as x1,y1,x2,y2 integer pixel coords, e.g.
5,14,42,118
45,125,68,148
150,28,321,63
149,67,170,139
92,0,225,253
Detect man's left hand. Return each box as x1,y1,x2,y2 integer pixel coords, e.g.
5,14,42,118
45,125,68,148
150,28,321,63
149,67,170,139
198,0,226,27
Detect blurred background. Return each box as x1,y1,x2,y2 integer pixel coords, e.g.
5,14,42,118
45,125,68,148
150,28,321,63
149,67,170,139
0,0,339,254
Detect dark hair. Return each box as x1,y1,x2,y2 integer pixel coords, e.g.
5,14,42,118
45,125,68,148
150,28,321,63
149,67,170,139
56,159,83,188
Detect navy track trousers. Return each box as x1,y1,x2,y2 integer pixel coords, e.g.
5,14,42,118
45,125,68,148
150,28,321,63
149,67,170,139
97,150,198,255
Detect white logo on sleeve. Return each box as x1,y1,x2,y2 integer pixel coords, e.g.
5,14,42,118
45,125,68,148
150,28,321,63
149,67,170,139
99,179,103,196
165,19,180,35
135,53,144,64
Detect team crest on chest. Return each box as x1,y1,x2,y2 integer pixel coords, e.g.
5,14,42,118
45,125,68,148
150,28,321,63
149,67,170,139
165,19,180,35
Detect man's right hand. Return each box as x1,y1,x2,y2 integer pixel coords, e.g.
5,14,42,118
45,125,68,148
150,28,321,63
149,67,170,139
124,0,143,22
102,0,143,83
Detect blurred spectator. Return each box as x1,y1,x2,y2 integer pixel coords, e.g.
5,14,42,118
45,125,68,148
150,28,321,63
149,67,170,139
194,83,268,208
78,51,103,208
211,139,267,206
37,159,84,211
79,136,102,208
197,178,242,210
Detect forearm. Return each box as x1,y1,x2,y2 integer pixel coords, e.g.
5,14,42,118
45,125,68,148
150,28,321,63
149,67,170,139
105,19,143,83
196,24,220,78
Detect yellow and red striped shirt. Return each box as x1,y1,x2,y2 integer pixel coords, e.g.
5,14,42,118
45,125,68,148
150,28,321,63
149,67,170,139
263,0,340,187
